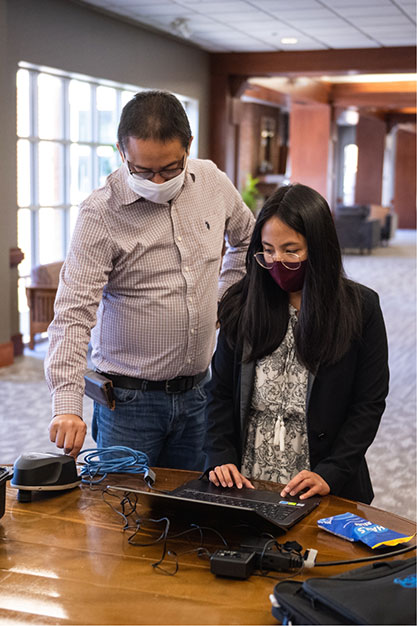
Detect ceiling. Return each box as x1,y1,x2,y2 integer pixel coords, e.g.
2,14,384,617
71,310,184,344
79,0,415,53
76,0,416,118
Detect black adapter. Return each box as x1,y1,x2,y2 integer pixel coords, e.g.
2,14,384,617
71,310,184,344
255,546,303,572
210,549,257,579
240,537,304,572
210,536,307,580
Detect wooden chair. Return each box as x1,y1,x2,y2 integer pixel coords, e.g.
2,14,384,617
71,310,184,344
26,261,63,349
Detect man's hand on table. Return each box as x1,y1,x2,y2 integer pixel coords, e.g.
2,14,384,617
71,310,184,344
49,414,86,458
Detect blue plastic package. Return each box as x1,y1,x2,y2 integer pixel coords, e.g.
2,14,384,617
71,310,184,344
317,512,415,549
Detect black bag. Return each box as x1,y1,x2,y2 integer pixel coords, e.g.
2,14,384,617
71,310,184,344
271,557,416,625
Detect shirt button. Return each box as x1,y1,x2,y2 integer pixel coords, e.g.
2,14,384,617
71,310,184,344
177,236,182,242
191,329,194,334
185,266,189,271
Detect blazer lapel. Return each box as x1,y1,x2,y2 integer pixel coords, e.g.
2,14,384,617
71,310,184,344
240,343,255,435
306,370,316,411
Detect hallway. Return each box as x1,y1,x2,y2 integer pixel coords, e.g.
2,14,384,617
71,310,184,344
1,230,415,520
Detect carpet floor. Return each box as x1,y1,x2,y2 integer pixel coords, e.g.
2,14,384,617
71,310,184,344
1,230,415,521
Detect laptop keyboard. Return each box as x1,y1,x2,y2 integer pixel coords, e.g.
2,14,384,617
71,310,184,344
179,488,293,522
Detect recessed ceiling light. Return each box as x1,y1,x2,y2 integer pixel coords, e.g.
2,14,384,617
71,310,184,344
281,37,298,45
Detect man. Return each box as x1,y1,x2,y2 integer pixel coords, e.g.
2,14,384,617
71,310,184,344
45,90,254,470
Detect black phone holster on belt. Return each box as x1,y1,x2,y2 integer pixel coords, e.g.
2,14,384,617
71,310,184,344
84,369,115,410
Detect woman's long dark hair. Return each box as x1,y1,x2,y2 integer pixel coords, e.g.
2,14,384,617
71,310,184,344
219,183,362,371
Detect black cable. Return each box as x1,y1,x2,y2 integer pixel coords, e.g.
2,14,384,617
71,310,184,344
169,524,228,548
102,486,139,529
102,486,415,574
146,482,172,495
149,517,173,573
106,487,231,575
155,545,213,577
253,563,305,582
102,486,169,547
257,538,278,576
315,543,416,567
128,516,171,547
151,523,229,574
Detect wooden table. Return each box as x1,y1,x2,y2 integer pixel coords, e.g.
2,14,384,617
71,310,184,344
0,468,415,625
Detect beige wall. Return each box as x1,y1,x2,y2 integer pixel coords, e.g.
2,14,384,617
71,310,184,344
0,0,210,355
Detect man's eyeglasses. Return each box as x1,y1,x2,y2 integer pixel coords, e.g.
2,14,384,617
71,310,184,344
254,251,301,270
127,154,186,181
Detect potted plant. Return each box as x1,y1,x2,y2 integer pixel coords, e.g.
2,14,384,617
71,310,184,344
241,173,262,214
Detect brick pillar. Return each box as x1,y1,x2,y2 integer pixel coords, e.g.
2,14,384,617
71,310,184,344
289,102,331,199
393,126,416,228
355,115,386,205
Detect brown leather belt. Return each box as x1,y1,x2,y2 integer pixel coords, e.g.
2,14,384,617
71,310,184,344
99,370,207,394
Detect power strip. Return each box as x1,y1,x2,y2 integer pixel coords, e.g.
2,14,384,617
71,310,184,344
210,541,317,579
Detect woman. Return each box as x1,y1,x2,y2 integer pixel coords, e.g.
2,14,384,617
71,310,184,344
203,183,389,504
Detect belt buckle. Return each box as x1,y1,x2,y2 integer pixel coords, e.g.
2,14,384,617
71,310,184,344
165,378,178,394
165,377,191,394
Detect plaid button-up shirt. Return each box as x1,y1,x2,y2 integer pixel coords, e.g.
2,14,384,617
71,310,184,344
45,159,255,418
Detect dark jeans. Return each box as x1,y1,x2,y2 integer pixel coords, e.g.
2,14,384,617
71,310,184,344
92,371,210,470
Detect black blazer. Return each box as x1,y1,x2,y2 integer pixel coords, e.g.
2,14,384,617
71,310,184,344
204,285,389,504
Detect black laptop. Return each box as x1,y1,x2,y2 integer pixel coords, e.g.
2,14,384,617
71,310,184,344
108,478,320,535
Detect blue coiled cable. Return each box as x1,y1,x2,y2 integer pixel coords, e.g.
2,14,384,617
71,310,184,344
78,446,151,484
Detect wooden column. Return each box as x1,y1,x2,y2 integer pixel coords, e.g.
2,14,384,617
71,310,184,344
394,126,416,228
209,72,229,173
355,115,386,205
209,67,248,185
10,247,25,357
289,102,331,199
209,72,238,182
0,1,18,368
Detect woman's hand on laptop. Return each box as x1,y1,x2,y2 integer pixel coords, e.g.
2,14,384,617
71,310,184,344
209,464,255,489
280,470,330,500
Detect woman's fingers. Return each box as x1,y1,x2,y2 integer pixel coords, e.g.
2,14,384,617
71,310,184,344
281,470,330,499
208,464,255,489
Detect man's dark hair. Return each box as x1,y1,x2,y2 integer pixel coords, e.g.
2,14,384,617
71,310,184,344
117,90,192,152
219,183,363,371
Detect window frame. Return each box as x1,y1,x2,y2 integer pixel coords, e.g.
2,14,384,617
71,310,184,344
17,61,198,269
16,61,198,341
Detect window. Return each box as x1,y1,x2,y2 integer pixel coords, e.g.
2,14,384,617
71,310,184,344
16,62,198,342
342,143,358,206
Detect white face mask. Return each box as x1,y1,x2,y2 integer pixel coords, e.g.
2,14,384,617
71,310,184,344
125,161,187,204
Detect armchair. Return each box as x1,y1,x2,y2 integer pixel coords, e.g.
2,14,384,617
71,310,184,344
26,261,63,349
334,205,381,254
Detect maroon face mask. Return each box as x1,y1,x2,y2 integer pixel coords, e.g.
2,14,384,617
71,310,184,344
268,260,307,292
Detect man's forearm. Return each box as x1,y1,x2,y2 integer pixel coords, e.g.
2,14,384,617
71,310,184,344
45,313,92,418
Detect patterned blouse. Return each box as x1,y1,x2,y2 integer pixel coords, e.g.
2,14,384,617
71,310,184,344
241,305,310,483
